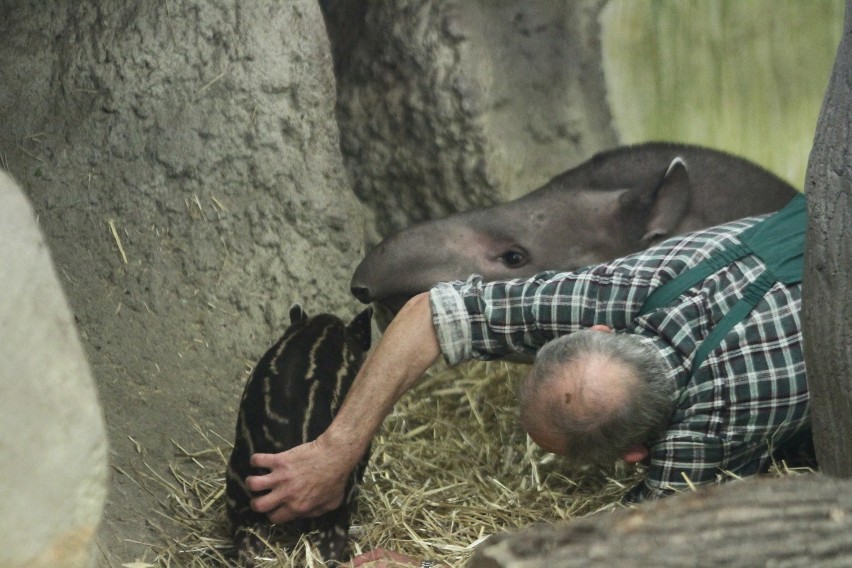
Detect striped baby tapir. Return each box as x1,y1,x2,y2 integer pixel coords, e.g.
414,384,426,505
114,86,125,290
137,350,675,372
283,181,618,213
225,304,372,566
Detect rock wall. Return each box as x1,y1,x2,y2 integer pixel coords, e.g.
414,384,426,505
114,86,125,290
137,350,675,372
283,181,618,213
0,171,107,568
0,0,367,563
320,0,617,237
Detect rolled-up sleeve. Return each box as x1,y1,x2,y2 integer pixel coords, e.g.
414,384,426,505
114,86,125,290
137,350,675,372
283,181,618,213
430,274,552,365
429,281,474,365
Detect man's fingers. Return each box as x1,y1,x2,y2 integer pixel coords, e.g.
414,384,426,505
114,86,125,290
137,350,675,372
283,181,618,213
249,452,277,469
245,473,274,493
245,453,284,492
249,487,287,514
249,491,299,522
250,483,329,520
265,504,298,524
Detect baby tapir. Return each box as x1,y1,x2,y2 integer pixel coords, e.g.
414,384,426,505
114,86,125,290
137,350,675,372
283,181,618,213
225,304,372,566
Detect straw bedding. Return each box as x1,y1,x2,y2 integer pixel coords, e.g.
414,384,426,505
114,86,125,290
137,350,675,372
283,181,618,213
137,360,656,566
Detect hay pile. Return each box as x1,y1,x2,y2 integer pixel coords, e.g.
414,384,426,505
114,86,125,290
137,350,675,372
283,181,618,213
138,361,644,567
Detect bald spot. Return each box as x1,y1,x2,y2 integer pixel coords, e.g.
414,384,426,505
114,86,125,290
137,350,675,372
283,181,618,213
521,354,637,453
557,355,634,422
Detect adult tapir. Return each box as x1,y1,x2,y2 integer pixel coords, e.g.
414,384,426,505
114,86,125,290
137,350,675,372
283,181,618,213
351,142,798,319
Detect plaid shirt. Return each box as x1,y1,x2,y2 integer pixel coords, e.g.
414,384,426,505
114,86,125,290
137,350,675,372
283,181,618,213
429,215,809,500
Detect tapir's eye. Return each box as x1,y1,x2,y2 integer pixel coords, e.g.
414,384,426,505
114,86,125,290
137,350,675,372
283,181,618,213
499,249,527,268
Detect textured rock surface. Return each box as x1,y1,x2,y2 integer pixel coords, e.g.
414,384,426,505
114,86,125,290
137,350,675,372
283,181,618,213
0,1,367,563
321,0,617,237
0,171,108,568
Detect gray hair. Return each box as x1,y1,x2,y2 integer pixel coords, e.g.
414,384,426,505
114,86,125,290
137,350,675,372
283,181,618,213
518,329,674,466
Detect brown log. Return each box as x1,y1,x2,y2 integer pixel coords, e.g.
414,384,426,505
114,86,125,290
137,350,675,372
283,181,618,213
467,474,852,567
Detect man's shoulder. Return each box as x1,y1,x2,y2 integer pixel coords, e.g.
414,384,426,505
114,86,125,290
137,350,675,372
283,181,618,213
627,215,766,269
657,215,766,253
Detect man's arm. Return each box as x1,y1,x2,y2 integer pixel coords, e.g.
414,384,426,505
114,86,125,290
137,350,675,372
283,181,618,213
246,292,441,523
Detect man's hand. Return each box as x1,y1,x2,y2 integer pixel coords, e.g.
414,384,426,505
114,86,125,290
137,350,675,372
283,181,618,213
246,434,352,524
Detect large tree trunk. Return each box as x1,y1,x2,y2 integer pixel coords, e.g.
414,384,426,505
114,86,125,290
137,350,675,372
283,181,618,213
468,475,852,568
803,0,852,476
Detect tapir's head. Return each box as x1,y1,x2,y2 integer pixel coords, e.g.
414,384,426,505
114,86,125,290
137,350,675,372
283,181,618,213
351,144,796,321
351,157,693,318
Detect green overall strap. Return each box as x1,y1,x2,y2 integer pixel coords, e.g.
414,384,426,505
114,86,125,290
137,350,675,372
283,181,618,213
639,194,806,378
638,243,752,315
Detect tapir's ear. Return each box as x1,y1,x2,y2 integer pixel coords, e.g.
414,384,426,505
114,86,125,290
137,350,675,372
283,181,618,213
289,303,307,324
621,157,691,246
347,307,373,351
642,157,691,245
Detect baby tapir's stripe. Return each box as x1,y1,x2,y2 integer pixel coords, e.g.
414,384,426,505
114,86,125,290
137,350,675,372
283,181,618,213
226,304,372,566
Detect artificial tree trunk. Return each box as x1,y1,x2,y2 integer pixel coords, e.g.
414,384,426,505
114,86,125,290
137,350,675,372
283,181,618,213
803,0,852,477
468,475,852,568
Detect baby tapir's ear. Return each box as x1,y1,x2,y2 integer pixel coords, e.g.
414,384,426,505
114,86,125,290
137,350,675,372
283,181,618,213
347,307,373,351
289,303,308,325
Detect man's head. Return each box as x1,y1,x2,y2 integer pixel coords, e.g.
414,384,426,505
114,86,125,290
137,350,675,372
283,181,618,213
518,326,674,466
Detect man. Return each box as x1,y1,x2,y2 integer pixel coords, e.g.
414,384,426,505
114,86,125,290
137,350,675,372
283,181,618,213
246,195,810,526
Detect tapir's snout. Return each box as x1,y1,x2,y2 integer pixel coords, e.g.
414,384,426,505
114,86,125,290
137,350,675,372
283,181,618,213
350,251,425,316
350,277,411,313
350,233,434,310
350,254,379,304
351,278,408,329
350,283,372,304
